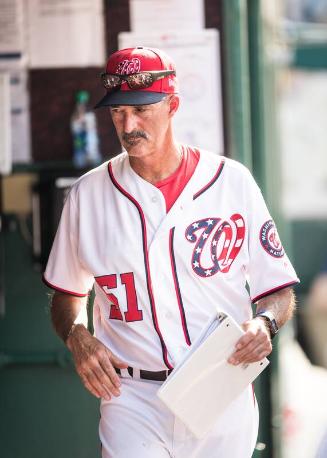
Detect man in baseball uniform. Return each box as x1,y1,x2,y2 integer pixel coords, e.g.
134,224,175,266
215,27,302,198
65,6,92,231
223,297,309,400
44,47,299,457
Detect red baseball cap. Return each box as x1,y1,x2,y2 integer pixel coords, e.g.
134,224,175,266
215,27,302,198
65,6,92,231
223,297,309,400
95,46,178,107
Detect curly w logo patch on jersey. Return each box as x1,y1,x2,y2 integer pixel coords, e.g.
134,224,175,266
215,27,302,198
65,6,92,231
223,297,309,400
185,214,245,277
260,220,284,258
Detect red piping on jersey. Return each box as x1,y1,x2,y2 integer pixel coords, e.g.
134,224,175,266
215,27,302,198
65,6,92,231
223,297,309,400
108,162,173,370
42,275,88,297
251,280,299,303
193,159,225,200
169,227,191,346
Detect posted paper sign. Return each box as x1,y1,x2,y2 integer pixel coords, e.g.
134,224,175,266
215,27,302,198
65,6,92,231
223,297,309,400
26,0,105,68
130,0,204,32
0,73,12,174
0,59,31,163
0,0,25,55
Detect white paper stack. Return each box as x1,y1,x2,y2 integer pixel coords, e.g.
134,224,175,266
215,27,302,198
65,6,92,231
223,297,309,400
157,312,269,438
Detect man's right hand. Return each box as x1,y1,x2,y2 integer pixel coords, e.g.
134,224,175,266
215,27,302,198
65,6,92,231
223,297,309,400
66,324,128,401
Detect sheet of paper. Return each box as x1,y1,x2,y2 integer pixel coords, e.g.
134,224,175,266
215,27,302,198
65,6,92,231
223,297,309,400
158,313,269,438
119,30,224,154
0,57,31,164
280,70,327,217
0,0,24,55
0,73,12,174
9,69,31,163
171,313,226,376
26,0,105,68
130,0,204,32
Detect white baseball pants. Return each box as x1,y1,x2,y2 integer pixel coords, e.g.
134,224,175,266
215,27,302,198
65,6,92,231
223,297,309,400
99,378,259,458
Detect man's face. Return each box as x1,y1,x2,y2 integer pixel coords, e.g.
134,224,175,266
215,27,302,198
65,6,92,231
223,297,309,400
110,95,179,158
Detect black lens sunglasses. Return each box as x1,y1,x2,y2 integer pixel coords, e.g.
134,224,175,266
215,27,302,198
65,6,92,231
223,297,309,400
100,70,176,91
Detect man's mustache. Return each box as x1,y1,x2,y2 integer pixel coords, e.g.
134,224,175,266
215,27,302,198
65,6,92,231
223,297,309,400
122,131,148,143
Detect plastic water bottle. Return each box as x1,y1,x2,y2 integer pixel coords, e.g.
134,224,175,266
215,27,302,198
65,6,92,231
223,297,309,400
71,90,102,168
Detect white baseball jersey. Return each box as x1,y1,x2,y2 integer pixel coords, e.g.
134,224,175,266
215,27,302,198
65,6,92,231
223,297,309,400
44,148,299,371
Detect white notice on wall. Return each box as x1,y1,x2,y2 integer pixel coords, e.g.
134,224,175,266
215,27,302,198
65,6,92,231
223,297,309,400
119,30,224,155
0,58,31,163
130,0,205,33
0,73,12,174
9,69,31,163
0,0,25,55
26,0,105,68
280,71,327,218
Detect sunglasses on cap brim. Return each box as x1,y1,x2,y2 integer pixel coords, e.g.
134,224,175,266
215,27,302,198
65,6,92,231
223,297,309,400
100,70,176,91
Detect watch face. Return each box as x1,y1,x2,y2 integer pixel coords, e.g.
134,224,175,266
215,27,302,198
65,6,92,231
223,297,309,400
270,319,278,335
256,312,278,338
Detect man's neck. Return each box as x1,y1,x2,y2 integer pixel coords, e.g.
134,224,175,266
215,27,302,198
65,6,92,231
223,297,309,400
129,142,183,184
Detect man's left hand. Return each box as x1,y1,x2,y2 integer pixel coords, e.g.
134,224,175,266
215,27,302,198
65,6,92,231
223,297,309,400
228,318,272,365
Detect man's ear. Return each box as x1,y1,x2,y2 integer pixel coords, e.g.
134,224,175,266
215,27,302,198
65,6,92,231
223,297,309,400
167,95,180,117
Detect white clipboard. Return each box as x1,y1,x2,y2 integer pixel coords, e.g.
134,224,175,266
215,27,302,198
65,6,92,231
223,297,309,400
157,312,269,438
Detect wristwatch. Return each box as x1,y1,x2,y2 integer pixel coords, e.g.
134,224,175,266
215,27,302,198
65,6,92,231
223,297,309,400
255,311,279,339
